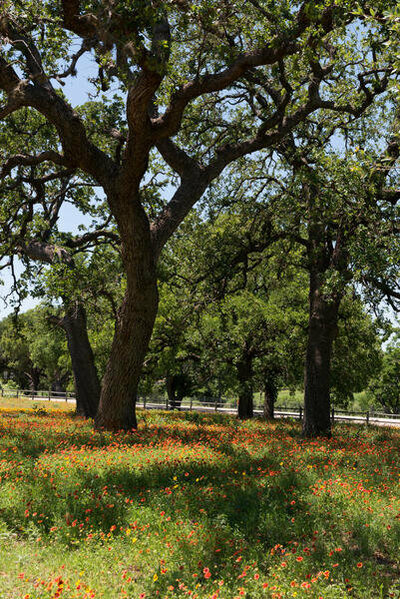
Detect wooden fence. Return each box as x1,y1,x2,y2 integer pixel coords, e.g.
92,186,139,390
0,388,75,401
1,389,399,427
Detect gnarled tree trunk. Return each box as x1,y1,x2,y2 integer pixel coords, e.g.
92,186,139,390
95,281,158,429
166,375,175,409
301,178,346,438
51,372,69,393
303,269,340,438
95,196,158,431
60,302,100,418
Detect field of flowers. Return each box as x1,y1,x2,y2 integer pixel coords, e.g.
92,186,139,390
0,403,399,599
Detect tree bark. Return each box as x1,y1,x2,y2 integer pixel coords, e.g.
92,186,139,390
27,367,41,393
51,373,67,393
95,282,158,429
303,269,340,438
59,303,100,418
166,374,180,410
166,374,187,410
175,389,184,411
263,378,277,419
95,197,158,431
237,352,254,420
166,374,175,409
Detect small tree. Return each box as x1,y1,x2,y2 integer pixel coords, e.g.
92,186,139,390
0,313,42,390
369,337,400,413
147,213,308,418
0,307,71,391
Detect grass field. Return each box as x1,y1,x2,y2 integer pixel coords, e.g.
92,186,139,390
0,402,399,598
274,390,371,412
0,396,75,412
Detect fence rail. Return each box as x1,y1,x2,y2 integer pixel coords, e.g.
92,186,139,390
135,397,400,427
0,388,75,401
1,388,400,427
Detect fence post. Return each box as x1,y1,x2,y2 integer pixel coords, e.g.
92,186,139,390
143,396,146,410
16,389,19,399
366,410,369,425
215,396,218,412
331,407,335,424
190,397,193,411
65,391,68,402
48,389,51,401
299,406,302,421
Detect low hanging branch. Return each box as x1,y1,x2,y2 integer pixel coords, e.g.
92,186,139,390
17,240,74,266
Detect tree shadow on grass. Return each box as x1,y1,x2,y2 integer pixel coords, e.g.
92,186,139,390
2,437,303,538
2,409,400,596
0,409,272,459
11,447,400,596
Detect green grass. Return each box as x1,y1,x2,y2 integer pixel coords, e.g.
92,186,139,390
276,389,304,408
0,403,400,598
0,395,75,412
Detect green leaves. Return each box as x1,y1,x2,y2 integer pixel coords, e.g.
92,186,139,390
0,306,70,389
368,335,400,413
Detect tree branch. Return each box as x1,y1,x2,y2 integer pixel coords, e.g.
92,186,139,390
151,4,335,139
18,240,74,266
65,229,120,248
156,138,201,178
61,0,98,37
1,151,67,178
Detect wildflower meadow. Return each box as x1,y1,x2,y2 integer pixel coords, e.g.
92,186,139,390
0,403,400,598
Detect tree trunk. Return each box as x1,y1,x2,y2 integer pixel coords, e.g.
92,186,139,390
175,388,184,411
237,353,253,420
303,270,340,438
95,199,158,431
166,374,177,410
52,375,66,393
263,378,277,419
95,280,158,429
27,367,41,393
60,303,100,418
166,374,186,410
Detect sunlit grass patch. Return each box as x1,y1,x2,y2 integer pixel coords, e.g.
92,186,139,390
0,395,75,414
